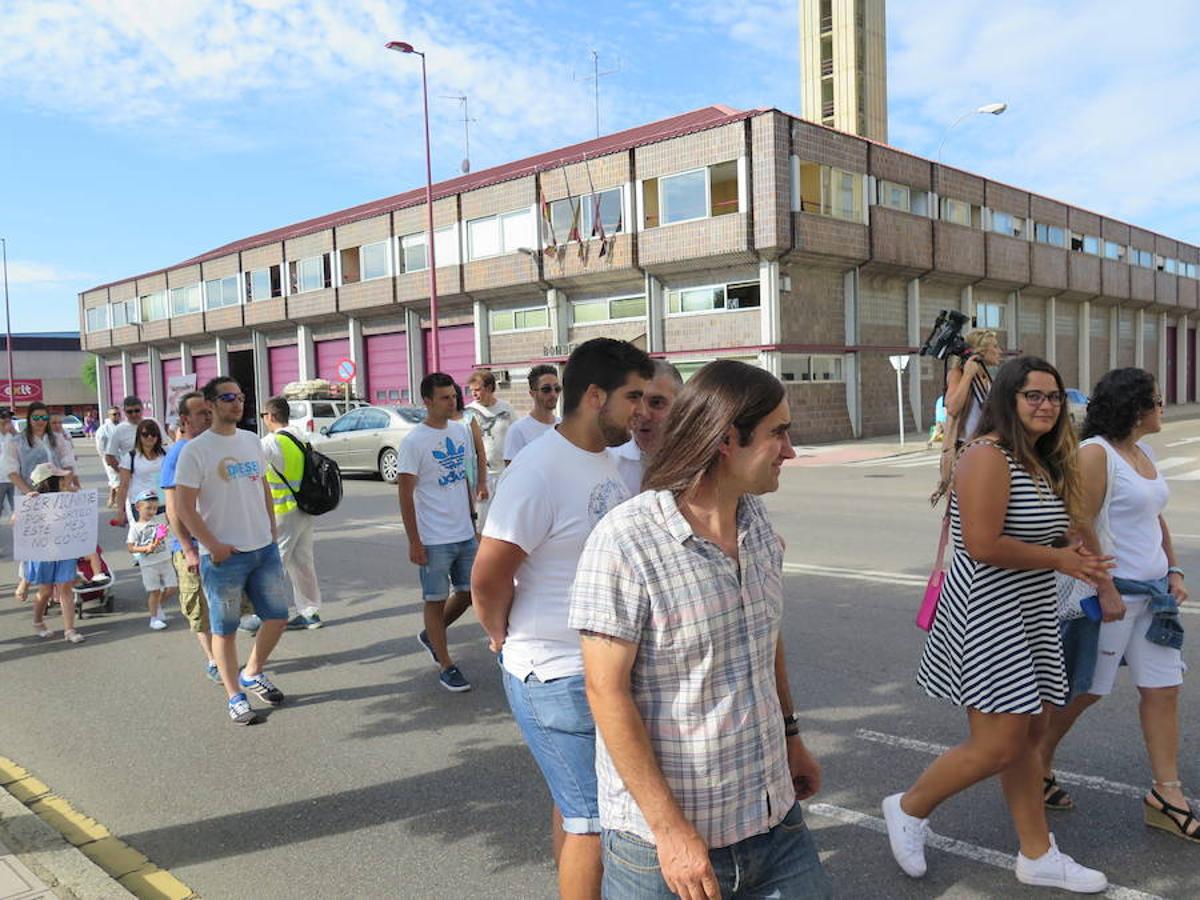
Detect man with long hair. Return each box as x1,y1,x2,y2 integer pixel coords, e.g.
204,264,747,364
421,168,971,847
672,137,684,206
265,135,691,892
569,359,831,899
473,338,653,900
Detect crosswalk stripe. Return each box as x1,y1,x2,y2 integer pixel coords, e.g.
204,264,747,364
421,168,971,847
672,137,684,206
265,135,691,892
1149,456,1193,472
1166,469,1200,481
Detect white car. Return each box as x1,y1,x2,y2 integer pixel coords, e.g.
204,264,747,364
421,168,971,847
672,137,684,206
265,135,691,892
288,398,368,436
60,415,86,438
311,405,425,483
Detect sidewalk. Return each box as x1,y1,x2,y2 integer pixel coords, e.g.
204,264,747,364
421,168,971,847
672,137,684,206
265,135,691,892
789,433,932,467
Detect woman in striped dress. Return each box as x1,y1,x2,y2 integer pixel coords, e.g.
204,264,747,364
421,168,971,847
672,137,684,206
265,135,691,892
883,356,1115,893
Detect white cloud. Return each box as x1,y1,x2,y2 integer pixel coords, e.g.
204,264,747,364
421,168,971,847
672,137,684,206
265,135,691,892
4,261,93,285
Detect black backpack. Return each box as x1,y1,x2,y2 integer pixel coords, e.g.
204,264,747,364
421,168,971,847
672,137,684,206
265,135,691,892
270,430,342,516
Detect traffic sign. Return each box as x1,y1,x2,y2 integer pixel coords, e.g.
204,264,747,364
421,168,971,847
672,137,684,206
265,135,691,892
335,358,357,383
889,354,911,372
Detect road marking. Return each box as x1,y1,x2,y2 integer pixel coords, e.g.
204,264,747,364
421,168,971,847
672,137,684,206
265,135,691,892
1149,456,1193,472
854,729,1200,808
1166,437,1200,447
849,453,938,468
782,562,927,587
1165,469,1200,481
806,803,1166,900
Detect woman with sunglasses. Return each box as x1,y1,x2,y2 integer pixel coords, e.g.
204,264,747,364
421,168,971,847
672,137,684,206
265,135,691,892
1,402,73,495
114,419,168,526
884,356,1114,892
1036,369,1195,842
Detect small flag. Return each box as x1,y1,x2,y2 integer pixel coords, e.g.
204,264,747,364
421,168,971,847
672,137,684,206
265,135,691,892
568,197,581,244
541,187,557,254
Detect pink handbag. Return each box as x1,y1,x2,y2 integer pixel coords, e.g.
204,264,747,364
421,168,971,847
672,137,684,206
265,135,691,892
916,514,950,631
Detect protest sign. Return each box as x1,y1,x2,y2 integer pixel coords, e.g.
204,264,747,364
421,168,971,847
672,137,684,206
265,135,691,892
165,374,198,429
14,490,99,563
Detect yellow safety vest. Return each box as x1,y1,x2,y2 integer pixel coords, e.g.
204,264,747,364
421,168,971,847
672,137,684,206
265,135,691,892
266,431,305,517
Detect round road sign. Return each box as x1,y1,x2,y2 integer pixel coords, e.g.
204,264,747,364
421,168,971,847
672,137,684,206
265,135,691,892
335,358,357,383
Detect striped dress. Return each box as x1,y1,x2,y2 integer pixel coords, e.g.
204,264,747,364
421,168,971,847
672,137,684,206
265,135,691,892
917,443,1070,714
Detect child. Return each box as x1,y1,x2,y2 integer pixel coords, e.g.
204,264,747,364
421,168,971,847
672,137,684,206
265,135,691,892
24,463,86,643
126,489,177,630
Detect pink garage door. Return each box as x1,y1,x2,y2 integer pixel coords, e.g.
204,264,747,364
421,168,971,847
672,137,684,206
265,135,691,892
423,324,476,388
268,345,299,395
132,362,151,414
315,339,351,383
365,333,409,404
193,354,218,386
107,364,124,407
161,358,183,418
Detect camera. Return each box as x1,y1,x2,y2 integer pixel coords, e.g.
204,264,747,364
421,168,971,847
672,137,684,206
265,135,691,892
919,309,970,360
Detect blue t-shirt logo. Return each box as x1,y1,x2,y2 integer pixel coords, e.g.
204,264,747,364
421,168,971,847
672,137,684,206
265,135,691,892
218,457,262,482
432,436,466,487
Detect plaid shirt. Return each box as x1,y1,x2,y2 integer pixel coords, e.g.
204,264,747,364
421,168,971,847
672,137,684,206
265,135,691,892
568,490,794,849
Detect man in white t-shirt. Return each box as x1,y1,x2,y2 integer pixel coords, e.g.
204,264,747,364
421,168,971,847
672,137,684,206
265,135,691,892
175,376,287,726
398,372,478,694
472,338,653,898
503,364,561,464
103,396,144,471
94,406,121,507
465,369,514,523
610,360,683,496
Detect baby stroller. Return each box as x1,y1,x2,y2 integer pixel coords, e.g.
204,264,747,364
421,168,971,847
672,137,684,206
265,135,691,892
72,547,115,619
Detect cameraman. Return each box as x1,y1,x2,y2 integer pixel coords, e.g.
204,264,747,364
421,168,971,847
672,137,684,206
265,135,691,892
934,329,1002,502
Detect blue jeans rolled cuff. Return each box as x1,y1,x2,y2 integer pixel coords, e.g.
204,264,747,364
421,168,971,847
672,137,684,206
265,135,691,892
419,538,478,601
200,544,288,636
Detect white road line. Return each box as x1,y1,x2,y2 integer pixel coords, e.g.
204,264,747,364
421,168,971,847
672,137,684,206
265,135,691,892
887,456,943,468
1165,469,1200,481
782,562,927,587
854,729,1200,808
1149,456,1193,472
806,803,1166,900
1166,437,1200,447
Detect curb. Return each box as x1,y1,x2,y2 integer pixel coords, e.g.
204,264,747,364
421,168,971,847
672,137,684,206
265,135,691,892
0,755,197,899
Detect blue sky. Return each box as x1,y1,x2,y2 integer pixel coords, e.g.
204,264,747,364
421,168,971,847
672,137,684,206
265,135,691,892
2,0,1198,334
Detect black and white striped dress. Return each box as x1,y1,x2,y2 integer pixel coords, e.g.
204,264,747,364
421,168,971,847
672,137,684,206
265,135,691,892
916,443,1070,714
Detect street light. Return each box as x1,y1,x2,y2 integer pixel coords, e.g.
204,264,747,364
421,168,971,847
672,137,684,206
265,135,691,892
386,39,441,372
936,102,1008,165
0,238,13,413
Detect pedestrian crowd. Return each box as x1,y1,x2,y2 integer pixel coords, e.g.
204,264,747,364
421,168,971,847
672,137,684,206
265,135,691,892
2,330,1194,898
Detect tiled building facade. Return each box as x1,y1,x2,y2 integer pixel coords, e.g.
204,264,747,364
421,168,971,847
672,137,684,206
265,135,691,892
81,105,1200,444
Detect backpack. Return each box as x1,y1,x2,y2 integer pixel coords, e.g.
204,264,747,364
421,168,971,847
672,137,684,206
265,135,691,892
271,430,343,516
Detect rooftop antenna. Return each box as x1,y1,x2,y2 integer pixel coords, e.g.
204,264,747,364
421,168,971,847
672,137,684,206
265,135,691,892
440,94,475,173
574,50,619,138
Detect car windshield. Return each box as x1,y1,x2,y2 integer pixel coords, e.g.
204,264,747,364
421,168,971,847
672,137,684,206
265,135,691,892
392,406,427,424
1066,390,1087,403
63,416,82,425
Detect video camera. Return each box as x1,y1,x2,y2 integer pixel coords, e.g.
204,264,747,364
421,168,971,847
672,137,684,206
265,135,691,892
918,309,971,360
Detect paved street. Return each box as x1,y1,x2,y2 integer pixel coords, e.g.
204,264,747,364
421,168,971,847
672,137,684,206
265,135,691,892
1,424,1198,899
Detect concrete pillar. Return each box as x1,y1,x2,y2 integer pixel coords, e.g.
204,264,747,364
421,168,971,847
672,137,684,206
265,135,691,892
1006,290,1019,349
645,273,665,353
960,284,974,321
1078,300,1091,392
251,331,270,435
215,336,230,377
95,356,109,412
179,342,193,377
1135,310,1146,368
1177,314,1188,405
1109,306,1119,371
844,267,862,438
405,307,424,395
547,287,569,350
347,316,367,400
1159,312,1169,391
120,350,133,403
297,324,315,382
472,300,490,366
147,345,163,421
1045,296,1057,366
758,259,782,377
907,277,923,432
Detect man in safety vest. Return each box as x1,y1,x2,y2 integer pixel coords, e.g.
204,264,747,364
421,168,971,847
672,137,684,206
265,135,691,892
261,396,323,629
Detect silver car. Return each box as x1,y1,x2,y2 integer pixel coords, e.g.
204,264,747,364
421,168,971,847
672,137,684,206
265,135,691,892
312,405,425,483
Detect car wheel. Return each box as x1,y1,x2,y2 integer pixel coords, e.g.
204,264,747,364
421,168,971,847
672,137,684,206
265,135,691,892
379,447,400,483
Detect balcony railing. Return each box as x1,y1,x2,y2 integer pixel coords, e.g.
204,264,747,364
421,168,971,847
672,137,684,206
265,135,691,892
820,59,833,76
819,15,832,32
822,101,835,118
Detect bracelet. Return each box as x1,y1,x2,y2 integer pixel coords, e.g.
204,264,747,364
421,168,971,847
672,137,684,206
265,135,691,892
1168,566,1185,579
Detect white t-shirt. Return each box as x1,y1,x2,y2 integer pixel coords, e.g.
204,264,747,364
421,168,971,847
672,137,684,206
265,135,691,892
609,440,644,497
120,451,165,507
95,420,117,457
397,422,475,546
485,427,630,681
503,415,558,462
126,514,172,566
465,399,514,473
0,432,12,484
174,429,273,555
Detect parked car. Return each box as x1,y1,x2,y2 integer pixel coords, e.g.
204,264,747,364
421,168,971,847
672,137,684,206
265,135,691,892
288,398,369,436
60,415,86,439
1065,388,1088,427
311,405,426,482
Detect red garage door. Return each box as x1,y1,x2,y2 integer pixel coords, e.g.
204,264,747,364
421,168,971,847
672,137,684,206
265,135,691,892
423,324,475,388
107,364,124,407
162,357,183,385
315,339,351,383
193,354,218,386
133,362,152,414
268,345,299,395
365,333,409,404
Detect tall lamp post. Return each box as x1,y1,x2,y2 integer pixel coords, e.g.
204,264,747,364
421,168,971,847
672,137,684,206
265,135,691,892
386,40,441,372
0,238,13,412
936,102,1007,166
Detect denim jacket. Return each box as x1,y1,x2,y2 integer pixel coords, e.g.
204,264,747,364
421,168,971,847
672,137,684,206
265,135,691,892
1111,575,1184,651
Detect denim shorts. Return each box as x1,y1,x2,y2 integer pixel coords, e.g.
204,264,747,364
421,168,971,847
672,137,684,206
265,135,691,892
419,538,477,601
501,663,600,835
199,544,288,636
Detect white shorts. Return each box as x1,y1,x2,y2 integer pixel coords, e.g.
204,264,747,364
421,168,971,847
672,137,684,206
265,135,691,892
140,559,178,592
104,464,120,488
1089,596,1186,695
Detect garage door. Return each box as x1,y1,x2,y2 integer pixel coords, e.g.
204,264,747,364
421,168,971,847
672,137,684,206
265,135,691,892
107,364,124,407
365,332,409,404
423,324,475,388
132,362,152,415
268,345,299,395
315,339,351,383
193,354,218,386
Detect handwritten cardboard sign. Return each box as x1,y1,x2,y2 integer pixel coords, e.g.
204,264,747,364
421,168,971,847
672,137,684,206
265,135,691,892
14,490,98,563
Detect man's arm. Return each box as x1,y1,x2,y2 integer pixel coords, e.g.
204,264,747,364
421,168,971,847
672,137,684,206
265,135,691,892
397,474,425,566
114,468,132,523
163,487,200,571
262,478,277,542
175,484,234,564
774,638,821,800
580,632,719,900
470,537,526,652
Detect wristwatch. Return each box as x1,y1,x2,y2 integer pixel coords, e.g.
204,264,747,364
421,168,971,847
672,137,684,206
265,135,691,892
1168,566,1185,579
783,712,801,737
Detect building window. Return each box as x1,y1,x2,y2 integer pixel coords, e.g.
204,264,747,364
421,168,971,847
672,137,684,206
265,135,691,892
990,210,1023,239
245,265,283,301
666,281,761,316
545,187,624,245
289,254,332,294
399,227,458,273
109,298,137,327
467,209,532,261
1186,263,1198,279
1104,241,1125,262
85,306,109,332
1070,233,1100,255
877,180,910,213
939,197,974,228
781,354,844,383
976,302,1003,329
340,240,391,285
167,285,198,317
1034,222,1066,248
642,160,740,229
570,294,647,325
139,290,168,321
489,305,549,333
795,160,864,222
1133,248,1155,268
204,275,241,310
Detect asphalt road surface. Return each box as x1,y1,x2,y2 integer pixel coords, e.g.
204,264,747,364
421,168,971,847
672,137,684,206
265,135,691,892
1,424,1198,899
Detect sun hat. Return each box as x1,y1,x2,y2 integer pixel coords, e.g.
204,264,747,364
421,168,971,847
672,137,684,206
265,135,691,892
29,462,70,485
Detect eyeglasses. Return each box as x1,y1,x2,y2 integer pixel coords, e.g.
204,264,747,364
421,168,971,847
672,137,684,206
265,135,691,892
1152,397,1165,408
1017,390,1064,407
29,414,49,422
125,407,142,415
215,392,245,404
538,385,563,394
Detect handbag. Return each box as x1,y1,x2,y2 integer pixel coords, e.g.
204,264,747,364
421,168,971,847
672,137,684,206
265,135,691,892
917,513,951,631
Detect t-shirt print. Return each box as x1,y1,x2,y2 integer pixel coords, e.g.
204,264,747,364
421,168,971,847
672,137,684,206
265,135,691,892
588,478,627,526
217,457,263,483
432,435,466,488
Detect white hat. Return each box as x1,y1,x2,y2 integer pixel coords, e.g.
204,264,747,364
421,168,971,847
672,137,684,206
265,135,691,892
29,462,70,485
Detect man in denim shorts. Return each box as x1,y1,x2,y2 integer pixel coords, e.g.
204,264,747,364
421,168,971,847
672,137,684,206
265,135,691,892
398,372,478,693
175,376,288,726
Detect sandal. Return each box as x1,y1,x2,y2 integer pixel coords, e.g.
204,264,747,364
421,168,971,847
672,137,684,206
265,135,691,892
1044,775,1074,810
1144,784,1200,843
62,629,85,644
32,621,53,639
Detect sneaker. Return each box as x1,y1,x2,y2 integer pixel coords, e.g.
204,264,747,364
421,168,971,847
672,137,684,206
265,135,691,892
63,629,86,644
286,615,308,631
238,670,284,706
149,616,167,631
1015,834,1107,893
438,665,471,693
205,662,222,683
883,793,928,878
238,614,262,634
302,613,322,629
417,630,440,667
228,692,258,725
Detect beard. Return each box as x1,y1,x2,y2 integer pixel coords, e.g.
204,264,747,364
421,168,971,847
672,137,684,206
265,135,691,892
597,403,632,448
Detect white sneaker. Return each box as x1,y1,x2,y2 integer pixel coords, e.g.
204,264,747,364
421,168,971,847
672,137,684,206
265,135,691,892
1015,834,1107,893
149,617,167,631
882,793,928,878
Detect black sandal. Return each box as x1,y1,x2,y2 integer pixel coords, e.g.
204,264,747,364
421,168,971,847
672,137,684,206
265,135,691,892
1144,784,1200,844
1043,775,1073,810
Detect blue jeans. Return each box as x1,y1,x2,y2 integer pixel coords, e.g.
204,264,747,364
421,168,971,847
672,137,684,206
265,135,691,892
200,544,289,636
602,803,831,899
419,538,477,601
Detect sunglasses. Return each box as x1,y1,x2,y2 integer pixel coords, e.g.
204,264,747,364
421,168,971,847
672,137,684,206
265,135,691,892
538,385,563,394
215,392,245,404
29,414,49,422
125,407,143,415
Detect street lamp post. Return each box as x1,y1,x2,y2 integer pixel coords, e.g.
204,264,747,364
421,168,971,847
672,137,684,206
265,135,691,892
386,40,441,373
936,102,1008,166
0,238,13,412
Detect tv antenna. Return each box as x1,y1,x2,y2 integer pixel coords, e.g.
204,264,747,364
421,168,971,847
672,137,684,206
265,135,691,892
441,94,475,173
574,50,619,138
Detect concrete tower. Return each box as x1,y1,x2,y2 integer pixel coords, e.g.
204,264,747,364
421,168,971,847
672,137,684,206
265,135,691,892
799,0,888,142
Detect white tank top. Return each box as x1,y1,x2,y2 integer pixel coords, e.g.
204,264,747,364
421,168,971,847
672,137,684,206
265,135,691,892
1085,437,1169,581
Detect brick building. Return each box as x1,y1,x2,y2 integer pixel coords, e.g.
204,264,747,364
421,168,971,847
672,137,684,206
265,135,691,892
80,104,1200,444
2,332,95,416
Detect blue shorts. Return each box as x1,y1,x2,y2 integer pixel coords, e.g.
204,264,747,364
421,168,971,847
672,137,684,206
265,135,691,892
419,538,477,601
199,544,289,636
25,559,76,585
501,663,600,835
